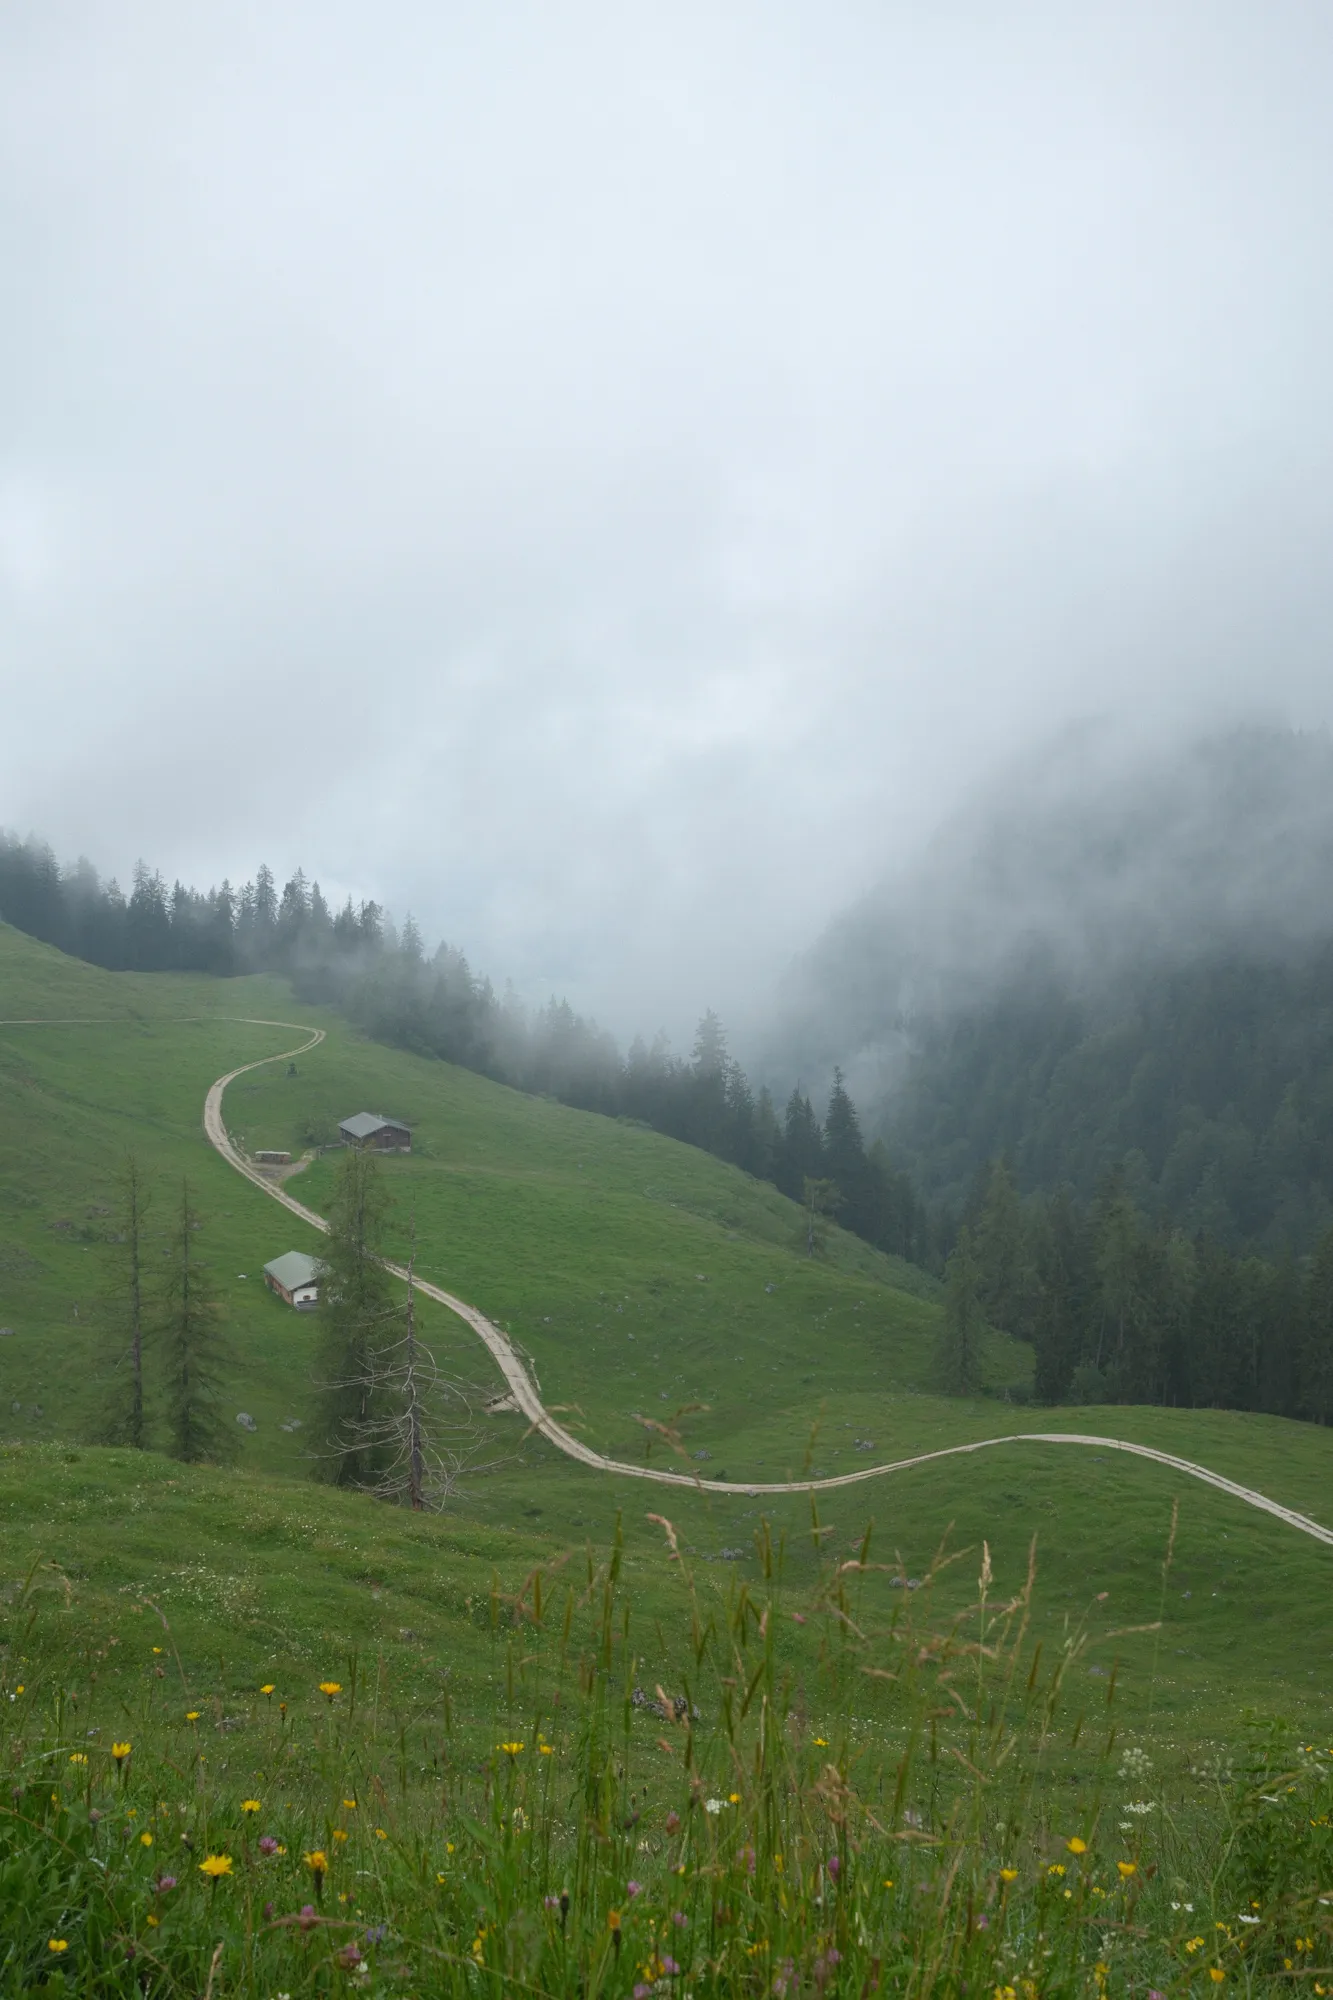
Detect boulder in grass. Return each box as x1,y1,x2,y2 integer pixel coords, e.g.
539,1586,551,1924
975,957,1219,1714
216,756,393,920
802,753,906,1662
235,1412,258,1432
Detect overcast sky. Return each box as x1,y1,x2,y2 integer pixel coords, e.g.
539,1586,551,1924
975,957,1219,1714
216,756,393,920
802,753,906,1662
3,2,1332,1041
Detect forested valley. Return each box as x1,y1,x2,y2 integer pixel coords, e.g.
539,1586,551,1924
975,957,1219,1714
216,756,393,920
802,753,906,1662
4,777,1333,1429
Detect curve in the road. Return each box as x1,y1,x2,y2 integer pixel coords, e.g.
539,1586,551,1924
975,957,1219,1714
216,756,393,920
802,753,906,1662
189,1022,1333,1548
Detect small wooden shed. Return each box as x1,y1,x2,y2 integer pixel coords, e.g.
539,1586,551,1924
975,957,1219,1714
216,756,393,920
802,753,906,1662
263,1251,324,1310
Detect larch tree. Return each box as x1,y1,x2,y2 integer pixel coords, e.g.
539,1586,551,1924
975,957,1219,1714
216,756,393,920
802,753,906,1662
99,1153,150,1449
1303,1222,1333,1424
325,1229,499,1509
801,1176,841,1257
312,1145,395,1485
161,1181,233,1464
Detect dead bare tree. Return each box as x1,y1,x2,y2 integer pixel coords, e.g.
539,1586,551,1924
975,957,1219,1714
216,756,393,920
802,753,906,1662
312,1243,511,1510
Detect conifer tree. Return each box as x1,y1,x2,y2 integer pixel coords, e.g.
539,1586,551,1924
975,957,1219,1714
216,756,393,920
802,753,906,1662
822,1069,876,1239
934,1225,986,1395
972,1160,1029,1336
1303,1222,1333,1424
777,1089,824,1200
312,1146,394,1484
162,1181,233,1463
325,1235,497,1509
801,1176,841,1257
98,1153,150,1448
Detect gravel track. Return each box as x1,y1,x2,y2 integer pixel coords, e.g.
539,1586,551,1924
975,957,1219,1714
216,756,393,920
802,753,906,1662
190,1021,1333,1545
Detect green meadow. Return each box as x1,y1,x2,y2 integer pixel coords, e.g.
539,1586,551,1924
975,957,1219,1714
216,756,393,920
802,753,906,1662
2,921,1333,1990
1,915,1331,1756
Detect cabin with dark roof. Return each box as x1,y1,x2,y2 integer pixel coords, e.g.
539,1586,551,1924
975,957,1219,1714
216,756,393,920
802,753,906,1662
338,1112,412,1153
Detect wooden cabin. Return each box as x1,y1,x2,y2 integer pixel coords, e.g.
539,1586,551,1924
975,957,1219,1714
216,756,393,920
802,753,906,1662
338,1112,412,1153
263,1250,323,1310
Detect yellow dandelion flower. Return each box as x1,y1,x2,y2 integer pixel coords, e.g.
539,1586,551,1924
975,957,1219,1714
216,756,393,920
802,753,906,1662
1209,1972,1226,1985
1066,1836,1088,1855
332,1829,348,1842
343,1798,357,1809
260,1684,275,1695
375,1827,387,1840
318,1681,341,1700
1117,1860,1137,1878
140,1832,153,1847
48,1940,69,1953
112,1742,131,1763
1000,1868,1018,1883
198,1853,233,1878
608,1910,621,1932
13,1685,23,1695
185,1711,200,1722
241,1799,261,1813
539,1741,554,1755
1048,1863,1066,1877
437,1871,447,1883
813,1737,828,1746
729,1792,740,1804
497,1741,525,1754
69,1753,88,1766
304,1849,328,1872
152,1646,163,1654
147,1914,160,1927
883,1877,894,1888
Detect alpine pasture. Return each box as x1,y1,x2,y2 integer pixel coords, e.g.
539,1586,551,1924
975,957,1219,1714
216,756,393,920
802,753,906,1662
1,921,1331,1994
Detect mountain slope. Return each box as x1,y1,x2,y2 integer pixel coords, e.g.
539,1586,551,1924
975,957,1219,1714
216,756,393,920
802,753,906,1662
2,923,1331,1755
769,724,1333,1247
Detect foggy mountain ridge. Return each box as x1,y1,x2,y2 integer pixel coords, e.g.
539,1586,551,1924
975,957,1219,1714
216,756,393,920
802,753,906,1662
768,722,1333,1113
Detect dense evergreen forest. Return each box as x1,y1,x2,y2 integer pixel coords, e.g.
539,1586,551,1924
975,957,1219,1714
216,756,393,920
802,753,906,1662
888,943,1333,1251
3,818,1331,1425
955,1158,1332,1423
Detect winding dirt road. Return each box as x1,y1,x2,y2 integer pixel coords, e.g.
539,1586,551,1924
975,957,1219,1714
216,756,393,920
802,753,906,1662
191,1020,1333,1547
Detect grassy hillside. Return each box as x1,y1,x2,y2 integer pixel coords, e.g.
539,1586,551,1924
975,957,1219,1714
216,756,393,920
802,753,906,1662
0,921,989,1485
1,919,1331,1766
7,1446,1330,1996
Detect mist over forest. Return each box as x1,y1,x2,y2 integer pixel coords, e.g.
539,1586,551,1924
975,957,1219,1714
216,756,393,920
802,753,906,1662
770,722,1333,1251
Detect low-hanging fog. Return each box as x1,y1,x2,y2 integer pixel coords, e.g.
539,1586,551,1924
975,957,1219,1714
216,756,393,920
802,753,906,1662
765,721,1333,1104
3,4,1333,1041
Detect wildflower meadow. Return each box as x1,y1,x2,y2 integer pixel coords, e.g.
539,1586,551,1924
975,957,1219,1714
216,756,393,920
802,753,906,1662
2,1500,1330,1997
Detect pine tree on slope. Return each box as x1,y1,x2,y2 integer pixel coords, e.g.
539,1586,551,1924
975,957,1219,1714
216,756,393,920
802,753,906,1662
934,1225,986,1396
312,1146,395,1485
162,1181,233,1464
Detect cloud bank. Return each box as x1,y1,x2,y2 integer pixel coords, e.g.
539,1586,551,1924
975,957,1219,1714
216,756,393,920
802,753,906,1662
3,3,1333,1035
